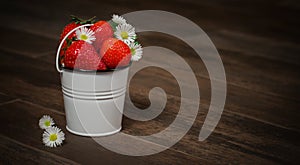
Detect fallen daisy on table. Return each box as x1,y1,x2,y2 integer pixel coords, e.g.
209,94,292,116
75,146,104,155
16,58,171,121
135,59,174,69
39,115,55,129
42,126,65,147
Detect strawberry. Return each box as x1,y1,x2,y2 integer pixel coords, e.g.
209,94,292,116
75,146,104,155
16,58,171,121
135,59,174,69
100,38,131,69
59,22,79,42
59,22,79,63
59,16,96,61
65,40,107,71
59,15,96,42
90,21,113,52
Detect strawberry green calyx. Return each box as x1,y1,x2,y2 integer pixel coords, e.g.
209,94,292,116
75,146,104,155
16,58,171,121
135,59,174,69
70,15,97,25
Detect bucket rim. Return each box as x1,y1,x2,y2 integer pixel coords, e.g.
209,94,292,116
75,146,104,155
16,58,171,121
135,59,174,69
61,61,131,73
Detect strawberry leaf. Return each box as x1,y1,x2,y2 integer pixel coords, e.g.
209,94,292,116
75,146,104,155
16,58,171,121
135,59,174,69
66,38,73,47
70,15,97,25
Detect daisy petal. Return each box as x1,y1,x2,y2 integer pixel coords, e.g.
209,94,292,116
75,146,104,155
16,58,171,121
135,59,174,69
39,115,55,129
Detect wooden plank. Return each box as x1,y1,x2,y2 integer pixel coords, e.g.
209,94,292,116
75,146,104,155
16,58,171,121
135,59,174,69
0,93,16,105
208,30,300,66
1,0,299,50
0,50,63,110
0,135,78,165
1,0,299,45
0,27,56,58
128,67,300,130
0,101,206,164
122,96,300,164
137,32,300,100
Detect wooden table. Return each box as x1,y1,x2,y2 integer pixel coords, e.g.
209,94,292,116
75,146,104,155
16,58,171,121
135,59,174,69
0,0,299,164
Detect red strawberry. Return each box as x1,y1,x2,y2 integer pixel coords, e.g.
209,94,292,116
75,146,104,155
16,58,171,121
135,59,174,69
59,22,79,61
59,16,96,60
60,15,96,42
59,22,79,42
65,40,107,71
100,38,131,69
90,21,113,51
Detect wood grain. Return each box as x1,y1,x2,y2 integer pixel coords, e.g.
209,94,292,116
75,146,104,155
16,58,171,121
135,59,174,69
0,0,299,164
0,101,206,164
0,48,299,163
0,93,16,105
0,135,78,165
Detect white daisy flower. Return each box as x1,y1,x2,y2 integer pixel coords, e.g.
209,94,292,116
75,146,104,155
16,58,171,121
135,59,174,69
129,42,143,61
112,14,127,25
39,115,55,129
76,27,96,44
43,126,65,148
114,23,136,45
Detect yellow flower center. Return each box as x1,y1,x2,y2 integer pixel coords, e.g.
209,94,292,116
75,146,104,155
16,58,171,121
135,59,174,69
121,31,128,39
80,34,88,40
44,120,51,127
49,134,57,141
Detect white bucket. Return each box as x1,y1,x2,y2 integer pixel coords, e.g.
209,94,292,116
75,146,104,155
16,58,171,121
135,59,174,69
61,68,129,136
56,24,129,136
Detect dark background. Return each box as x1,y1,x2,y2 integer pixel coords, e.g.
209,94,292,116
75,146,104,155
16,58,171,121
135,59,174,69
0,0,299,164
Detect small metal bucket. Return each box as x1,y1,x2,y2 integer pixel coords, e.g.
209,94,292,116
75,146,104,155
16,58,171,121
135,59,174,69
56,24,129,136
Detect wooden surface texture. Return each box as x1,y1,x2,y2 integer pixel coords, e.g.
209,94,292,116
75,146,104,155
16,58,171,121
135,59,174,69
0,0,299,164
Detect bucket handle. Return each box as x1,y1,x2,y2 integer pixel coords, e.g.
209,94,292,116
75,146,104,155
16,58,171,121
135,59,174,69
56,24,94,73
